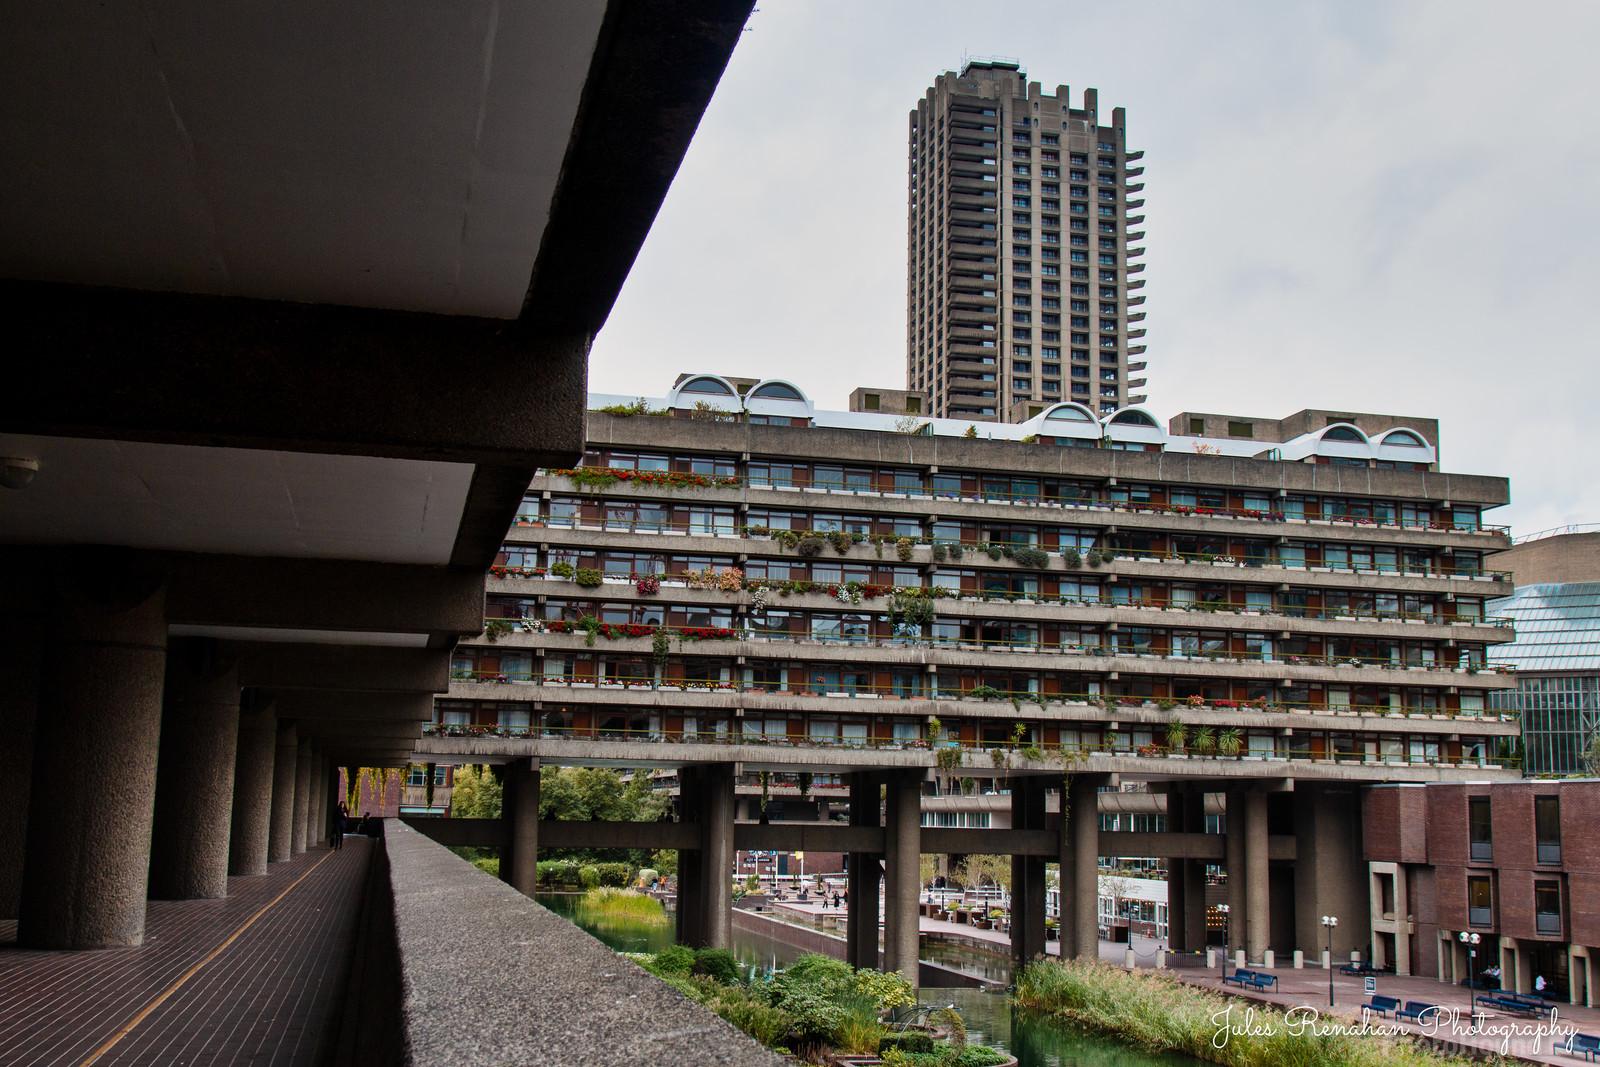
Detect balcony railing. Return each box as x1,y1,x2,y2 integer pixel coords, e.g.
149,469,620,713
419,719,1517,770
516,522,1513,586
475,620,1514,686
537,469,1510,536
490,568,1512,631
448,666,1513,725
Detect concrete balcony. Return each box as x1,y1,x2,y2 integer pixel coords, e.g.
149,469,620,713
482,630,1515,695
411,734,1521,784
442,677,1520,740
491,576,1513,644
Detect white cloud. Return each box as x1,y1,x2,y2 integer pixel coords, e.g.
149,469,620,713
590,0,1600,535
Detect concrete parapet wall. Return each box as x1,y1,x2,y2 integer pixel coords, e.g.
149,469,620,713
383,820,785,1066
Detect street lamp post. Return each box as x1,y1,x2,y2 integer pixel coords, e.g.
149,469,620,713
1459,931,1481,1024
1321,915,1339,1006
1218,903,1230,983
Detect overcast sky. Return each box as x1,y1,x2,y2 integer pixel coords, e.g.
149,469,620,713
589,0,1599,536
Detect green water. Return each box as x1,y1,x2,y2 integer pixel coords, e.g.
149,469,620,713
537,894,1198,1067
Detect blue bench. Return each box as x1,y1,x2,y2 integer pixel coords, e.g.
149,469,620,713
1364,995,1400,1017
1396,1001,1439,1023
1476,992,1551,1018
1566,1032,1600,1061
1222,969,1278,993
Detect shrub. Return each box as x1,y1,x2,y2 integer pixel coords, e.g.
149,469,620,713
1062,547,1082,569
692,947,741,984
797,534,826,557
880,1033,934,1055
827,530,856,555
853,967,916,1011
896,536,915,561
550,560,575,579
930,543,948,562
648,945,696,977
1084,549,1103,567
579,864,601,889
1013,547,1049,569
595,861,633,887
702,983,794,1047
574,567,604,588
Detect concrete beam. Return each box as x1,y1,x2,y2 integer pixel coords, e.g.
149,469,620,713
273,691,436,721
240,645,450,693
168,554,484,636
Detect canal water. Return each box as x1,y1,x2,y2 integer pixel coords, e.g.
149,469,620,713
538,894,1198,1067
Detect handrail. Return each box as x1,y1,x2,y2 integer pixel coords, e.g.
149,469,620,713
480,618,1507,676
489,570,1513,629
536,469,1509,535
517,520,1512,581
444,668,1517,720
417,722,1519,769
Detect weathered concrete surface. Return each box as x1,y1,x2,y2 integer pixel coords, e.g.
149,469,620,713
385,820,785,1067
230,704,277,876
20,572,167,948
148,639,240,899
269,722,299,862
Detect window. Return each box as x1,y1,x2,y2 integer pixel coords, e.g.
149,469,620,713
1535,880,1562,934
1468,796,1492,862
1467,875,1492,927
1227,421,1254,438
1535,796,1561,864
863,393,881,411
1188,417,1204,435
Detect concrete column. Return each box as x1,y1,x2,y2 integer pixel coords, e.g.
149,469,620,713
0,619,42,919
696,763,734,949
1292,784,1368,960
508,759,541,895
291,738,314,854
1010,777,1046,968
313,752,330,847
1064,774,1101,959
269,722,299,862
19,570,167,949
1164,787,1199,953
229,700,277,876
846,771,882,969
883,771,923,982
1225,786,1247,960
148,639,240,899
1244,789,1270,963
675,767,703,948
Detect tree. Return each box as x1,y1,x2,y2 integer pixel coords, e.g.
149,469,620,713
953,854,1010,893
449,764,503,819
1585,734,1600,777
538,766,671,867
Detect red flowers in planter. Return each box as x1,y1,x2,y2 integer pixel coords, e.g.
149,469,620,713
636,576,661,595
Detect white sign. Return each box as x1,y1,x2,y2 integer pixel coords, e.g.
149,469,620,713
1364,976,1377,995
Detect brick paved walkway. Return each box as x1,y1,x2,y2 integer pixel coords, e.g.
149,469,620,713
0,839,371,1067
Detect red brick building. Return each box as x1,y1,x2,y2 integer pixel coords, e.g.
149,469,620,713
1365,779,1600,1004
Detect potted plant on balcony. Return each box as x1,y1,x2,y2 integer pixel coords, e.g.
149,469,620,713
1193,725,1217,756
1165,720,1187,756
1217,727,1243,759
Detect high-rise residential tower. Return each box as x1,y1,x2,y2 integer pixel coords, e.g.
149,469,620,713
907,60,1147,421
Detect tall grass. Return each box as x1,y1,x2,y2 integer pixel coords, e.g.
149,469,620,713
573,887,669,927
1013,960,1480,1067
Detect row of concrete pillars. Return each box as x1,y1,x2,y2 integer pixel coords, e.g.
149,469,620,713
0,583,344,949
488,761,1113,982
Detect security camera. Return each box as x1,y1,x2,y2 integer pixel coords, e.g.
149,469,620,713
0,457,39,490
